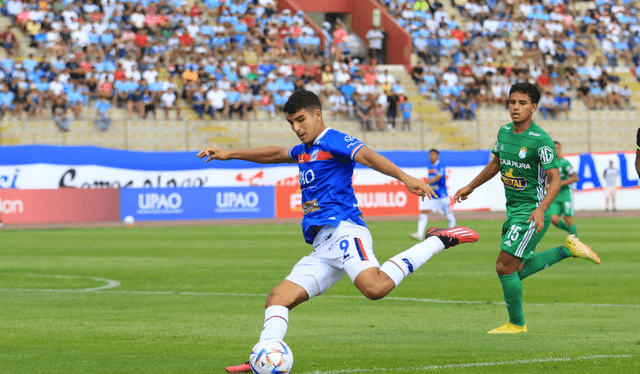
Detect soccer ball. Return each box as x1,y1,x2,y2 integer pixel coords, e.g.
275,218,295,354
249,339,294,374
123,215,135,227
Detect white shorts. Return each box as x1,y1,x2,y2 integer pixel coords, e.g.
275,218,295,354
285,221,380,298
419,196,451,215
605,186,616,198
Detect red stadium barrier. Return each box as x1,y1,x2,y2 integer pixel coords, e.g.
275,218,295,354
0,188,120,224
275,184,419,218
286,0,412,68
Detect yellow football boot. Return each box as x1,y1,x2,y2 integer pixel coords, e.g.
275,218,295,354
564,235,601,264
487,322,527,334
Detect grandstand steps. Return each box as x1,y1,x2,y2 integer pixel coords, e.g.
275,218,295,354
127,120,190,151
440,0,460,21
187,120,248,151
4,110,636,153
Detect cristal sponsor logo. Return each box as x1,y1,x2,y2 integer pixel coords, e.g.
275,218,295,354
137,193,183,214
501,168,527,190
215,191,260,212
528,132,541,136
355,191,408,208
500,158,531,169
0,198,24,214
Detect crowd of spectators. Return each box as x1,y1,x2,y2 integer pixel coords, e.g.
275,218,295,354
0,0,637,132
381,0,638,118
0,0,335,131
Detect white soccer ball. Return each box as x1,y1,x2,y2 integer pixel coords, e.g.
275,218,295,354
123,215,135,227
249,339,294,374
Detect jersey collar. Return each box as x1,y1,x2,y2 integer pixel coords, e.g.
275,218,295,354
312,127,331,146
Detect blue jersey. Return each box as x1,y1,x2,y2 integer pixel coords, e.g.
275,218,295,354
428,160,448,198
288,128,367,244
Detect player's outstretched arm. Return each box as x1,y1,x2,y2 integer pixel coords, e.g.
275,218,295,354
197,146,296,164
354,146,436,199
454,156,500,203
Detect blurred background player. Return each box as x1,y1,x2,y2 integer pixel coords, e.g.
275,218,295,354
410,149,456,241
549,141,578,236
400,95,412,131
603,160,619,211
636,128,640,177
454,83,600,334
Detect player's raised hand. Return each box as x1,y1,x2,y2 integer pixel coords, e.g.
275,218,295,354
453,185,473,203
405,176,437,200
197,147,229,162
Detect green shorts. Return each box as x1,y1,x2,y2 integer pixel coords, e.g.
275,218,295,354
549,198,574,217
500,214,551,261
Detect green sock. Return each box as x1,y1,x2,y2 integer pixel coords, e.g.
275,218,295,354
519,246,572,280
569,224,577,236
556,220,571,233
498,272,524,326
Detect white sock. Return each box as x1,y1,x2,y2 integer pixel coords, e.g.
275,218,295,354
259,305,289,341
380,237,446,286
446,212,456,228
417,214,428,236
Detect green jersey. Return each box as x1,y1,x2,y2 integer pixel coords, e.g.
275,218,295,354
492,122,559,217
556,158,575,201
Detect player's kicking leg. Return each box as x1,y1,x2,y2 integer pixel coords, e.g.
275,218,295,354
225,362,252,373
379,226,479,290
564,235,600,264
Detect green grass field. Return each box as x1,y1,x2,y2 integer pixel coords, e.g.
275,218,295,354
1,217,639,373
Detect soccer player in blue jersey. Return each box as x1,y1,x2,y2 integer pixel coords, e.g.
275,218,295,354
198,90,480,374
410,149,456,241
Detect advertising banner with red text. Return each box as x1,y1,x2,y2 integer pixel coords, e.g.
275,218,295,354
276,184,420,219
0,189,120,224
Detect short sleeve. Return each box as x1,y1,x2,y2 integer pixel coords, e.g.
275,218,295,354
536,138,558,170
491,138,500,157
566,163,575,175
288,143,304,162
325,131,365,161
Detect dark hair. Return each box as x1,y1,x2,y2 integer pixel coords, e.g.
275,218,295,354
509,82,540,104
429,149,439,154
554,140,561,146
283,90,322,115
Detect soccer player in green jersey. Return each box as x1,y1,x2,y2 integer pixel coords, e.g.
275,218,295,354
454,83,601,334
549,141,578,236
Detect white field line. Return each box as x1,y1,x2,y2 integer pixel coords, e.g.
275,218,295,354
300,354,636,374
1,275,639,308
0,273,120,292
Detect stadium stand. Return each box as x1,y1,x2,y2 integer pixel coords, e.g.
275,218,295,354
0,0,637,153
